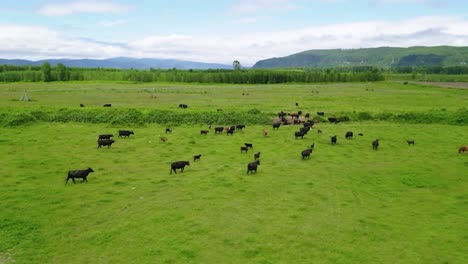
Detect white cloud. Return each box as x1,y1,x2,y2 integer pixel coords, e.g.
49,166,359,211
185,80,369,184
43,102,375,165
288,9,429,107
1,16,468,65
38,0,132,16
99,20,126,27
229,0,295,14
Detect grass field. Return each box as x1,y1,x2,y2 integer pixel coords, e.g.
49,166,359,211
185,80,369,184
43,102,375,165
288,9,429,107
0,81,467,263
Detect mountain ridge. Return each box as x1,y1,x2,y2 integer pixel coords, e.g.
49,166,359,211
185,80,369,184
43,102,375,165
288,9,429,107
0,57,232,70
252,46,468,68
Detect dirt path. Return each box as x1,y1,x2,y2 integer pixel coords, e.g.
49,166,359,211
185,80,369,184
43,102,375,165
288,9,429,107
413,82,468,89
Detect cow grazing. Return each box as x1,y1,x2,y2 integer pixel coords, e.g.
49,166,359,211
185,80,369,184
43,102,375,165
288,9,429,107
178,104,188,108
244,143,253,149
118,130,134,138
301,148,313,159
80,104,85,107
170,161,190,174
66,168,94,184
295,102,299,106
295,131,306,139
97,139,115,148
305,113,310,118
160,137,168,142
103,104,112,107
328,117,338,123
200,130,209,135
236,124,246,131
272,122,281,130
254,152,261,160
241,146,249,153
317,111,325,116
317,129,322,134
310,143,315,150
98,134,113,140
193,154,202,161
165,128,172,134
372,139,380,150
300,126,311,134
345,131,353,139
407,140,415,146
458,145,468,153
226,127,235,136
304,120,314,127
331,135,337,145
247,160,260,174
262,129,268,137
214,127,224,134
358,133,364,136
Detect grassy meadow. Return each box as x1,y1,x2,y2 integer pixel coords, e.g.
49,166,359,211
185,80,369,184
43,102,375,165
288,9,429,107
0,81,467,263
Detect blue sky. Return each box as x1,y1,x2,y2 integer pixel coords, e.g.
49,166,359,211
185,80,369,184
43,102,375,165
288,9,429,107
1,0,467,65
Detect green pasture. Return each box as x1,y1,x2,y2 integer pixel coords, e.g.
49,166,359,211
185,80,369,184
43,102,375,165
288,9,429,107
0,81,467,263
0,81,466,114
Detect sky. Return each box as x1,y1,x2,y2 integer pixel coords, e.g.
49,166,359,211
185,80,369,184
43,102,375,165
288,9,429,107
1,0,468,66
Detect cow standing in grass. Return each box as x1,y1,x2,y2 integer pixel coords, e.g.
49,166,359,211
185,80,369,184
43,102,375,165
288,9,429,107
65,168,94,184
247,160,260,174
170,161,190,174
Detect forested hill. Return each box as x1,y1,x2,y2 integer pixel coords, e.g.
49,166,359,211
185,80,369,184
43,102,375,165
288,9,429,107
252,46,468,68
0,57,231,70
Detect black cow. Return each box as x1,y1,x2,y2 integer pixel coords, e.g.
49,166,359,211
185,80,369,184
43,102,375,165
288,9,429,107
65,168,94,184
295,131,306,139
103,104,112,107
165,128,172,134
328,117,338,123
331,135,337,145
305,113,310,118
226,128,235,136
407,140,415,146
200,130,209,135
301,148,313,159
178,104,188,108
244,143,253,149
170,161,190,174
317,111,325,116
118,130,134,138
247,160,260,174
310,143,315,150
241,146,249,153
214,127,224,134
272,122,281,130
358,133,364,136
304,120,314,127
236,124,246,131
193,154,202,161
98,139,115,148
295,102,299,106
300,126,311,134
80,104,85,107
254,152,261,160
345,131,353,139
317,129,322,134
98,134,113,140
372,139,379,150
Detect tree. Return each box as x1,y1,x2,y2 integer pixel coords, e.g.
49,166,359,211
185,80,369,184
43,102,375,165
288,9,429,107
56,63,68,81
41,62,52,82
233,60,241,70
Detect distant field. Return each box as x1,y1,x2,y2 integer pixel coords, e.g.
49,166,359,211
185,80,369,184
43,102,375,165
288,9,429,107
0,81,467,263
0,81,467,114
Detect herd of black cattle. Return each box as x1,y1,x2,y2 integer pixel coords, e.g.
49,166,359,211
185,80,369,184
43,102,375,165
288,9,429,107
66,108,467,184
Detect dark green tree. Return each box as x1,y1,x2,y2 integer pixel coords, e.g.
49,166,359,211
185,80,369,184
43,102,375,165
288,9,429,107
233,60,241,70
41,62,52,82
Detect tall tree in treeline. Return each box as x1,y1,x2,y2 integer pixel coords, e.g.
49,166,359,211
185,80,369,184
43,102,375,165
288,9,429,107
233,60,241,70
41,62,52,82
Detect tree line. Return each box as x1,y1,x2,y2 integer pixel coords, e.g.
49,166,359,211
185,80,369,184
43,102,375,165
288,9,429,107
0,63,384,83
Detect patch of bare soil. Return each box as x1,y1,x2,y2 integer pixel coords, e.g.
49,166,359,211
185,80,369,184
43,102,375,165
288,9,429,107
414,82,468,89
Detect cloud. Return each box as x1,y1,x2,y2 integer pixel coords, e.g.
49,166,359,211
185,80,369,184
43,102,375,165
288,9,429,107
99,20,126,27
228,0,295,14
1,15,468,65
38,0,132,16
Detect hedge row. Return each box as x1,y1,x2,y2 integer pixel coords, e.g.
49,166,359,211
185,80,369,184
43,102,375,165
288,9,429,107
1,108,467,127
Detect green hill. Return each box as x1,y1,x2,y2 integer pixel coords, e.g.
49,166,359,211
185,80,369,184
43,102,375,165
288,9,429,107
252,46,468,68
